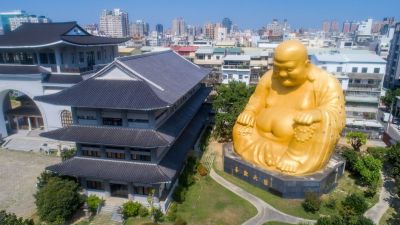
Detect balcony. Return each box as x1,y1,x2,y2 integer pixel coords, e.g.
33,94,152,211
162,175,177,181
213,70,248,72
222,65,250,70
50,65,94,73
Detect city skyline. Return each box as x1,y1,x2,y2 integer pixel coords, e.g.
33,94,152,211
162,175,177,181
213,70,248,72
1,0,399,30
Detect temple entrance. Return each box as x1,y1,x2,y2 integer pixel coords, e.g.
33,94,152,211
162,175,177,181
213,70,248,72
110,183,128,198
1,90,44,136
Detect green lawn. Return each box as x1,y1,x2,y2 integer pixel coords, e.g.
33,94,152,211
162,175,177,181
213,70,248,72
215,167,381,220
125,175,257,225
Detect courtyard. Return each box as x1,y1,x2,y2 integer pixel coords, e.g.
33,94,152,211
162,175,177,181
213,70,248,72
0,149,60,218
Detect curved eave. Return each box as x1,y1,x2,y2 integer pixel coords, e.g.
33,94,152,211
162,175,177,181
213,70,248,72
0,39,129,49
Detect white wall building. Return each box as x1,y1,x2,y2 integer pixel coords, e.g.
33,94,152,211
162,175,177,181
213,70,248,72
311,50,386,74
221,55,251,85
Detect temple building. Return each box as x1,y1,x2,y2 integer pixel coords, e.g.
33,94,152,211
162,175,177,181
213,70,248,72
0,22,129,137
35,50,211,211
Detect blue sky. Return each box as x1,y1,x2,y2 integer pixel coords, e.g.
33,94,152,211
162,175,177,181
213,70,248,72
1,0,399,30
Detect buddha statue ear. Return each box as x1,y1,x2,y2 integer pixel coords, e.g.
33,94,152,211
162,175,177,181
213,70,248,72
307,64,316,82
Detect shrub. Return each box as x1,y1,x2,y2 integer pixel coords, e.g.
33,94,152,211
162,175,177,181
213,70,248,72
366,147,387,159
302,192,321,213
61,148,76,161
165,202,178,222
364,183,378,198
316,215,345,225
354,155,382,187
197,163,208,176
342,193,368,215
138,206,149,218
341,148,359,172
174,218,187,225
35,177,84,224
0,210,34,225
355,216,374,225
122,201,142,218
172,185,186,203
86,195,103,213
324,197,337,209
152,208,164,223
36,171,57,189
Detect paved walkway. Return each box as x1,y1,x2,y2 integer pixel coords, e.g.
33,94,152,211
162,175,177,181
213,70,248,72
364,173,395,224
210,169,316,225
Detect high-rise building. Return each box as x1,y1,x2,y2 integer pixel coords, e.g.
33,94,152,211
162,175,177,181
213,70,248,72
322,20,330,32
342,21,351,33
0,10,51,34
264,19,286,40
9,15,51,31
330,20,338,32
222,17,232,34
155,24,163,34
384,22,400,88
204,23,216,40
130,20,149,37
350,21,359,33
172,17,186,36
357,18,373,36
99,9,129,38
372,21,383,34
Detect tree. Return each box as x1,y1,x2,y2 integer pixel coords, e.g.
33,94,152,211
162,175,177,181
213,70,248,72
122,201,142,218
346,132,367,152
0,210,34,225
341,148,359,172
35,177,84,224
342,193,368,215
354,155,382,187
381,88,400,109
213,81,255,141
386,143,400,177
36,171,57,189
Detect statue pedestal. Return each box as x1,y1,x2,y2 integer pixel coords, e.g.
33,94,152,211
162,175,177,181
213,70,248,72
223,143,345,199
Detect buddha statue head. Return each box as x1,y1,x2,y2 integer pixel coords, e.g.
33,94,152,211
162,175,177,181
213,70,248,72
273,40,311,87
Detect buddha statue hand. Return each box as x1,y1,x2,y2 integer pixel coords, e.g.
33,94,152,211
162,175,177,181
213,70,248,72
237,110,256,127
294,109,322,125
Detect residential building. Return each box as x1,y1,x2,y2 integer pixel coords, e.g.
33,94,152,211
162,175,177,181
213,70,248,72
0,22,129,137
330,20,338,33
99,9,129,38
311,50,386,75
322,20,330,33
35,50,211,211
357,18,373,36
221,55,251,85
383,23,400,89
204,23,216,40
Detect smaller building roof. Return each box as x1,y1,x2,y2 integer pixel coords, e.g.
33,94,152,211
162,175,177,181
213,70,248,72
196,47,214,54
313,52,386,64
42,74,83,84
223,55,251,61
170,46,198,52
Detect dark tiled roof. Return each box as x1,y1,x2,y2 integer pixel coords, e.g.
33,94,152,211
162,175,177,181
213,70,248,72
40,87,211,147
47,157,171,184
118,50,211,104
0,65,48,74
0,22,128,47
42,74,83,84
46,104,211,184
35,79,169,110
41,125,170,148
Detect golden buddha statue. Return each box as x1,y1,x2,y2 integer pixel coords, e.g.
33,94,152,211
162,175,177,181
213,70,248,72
232,40,345,175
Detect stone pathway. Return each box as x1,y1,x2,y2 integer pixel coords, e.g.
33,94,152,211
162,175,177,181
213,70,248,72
364,173,395,224
209,169,316,225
